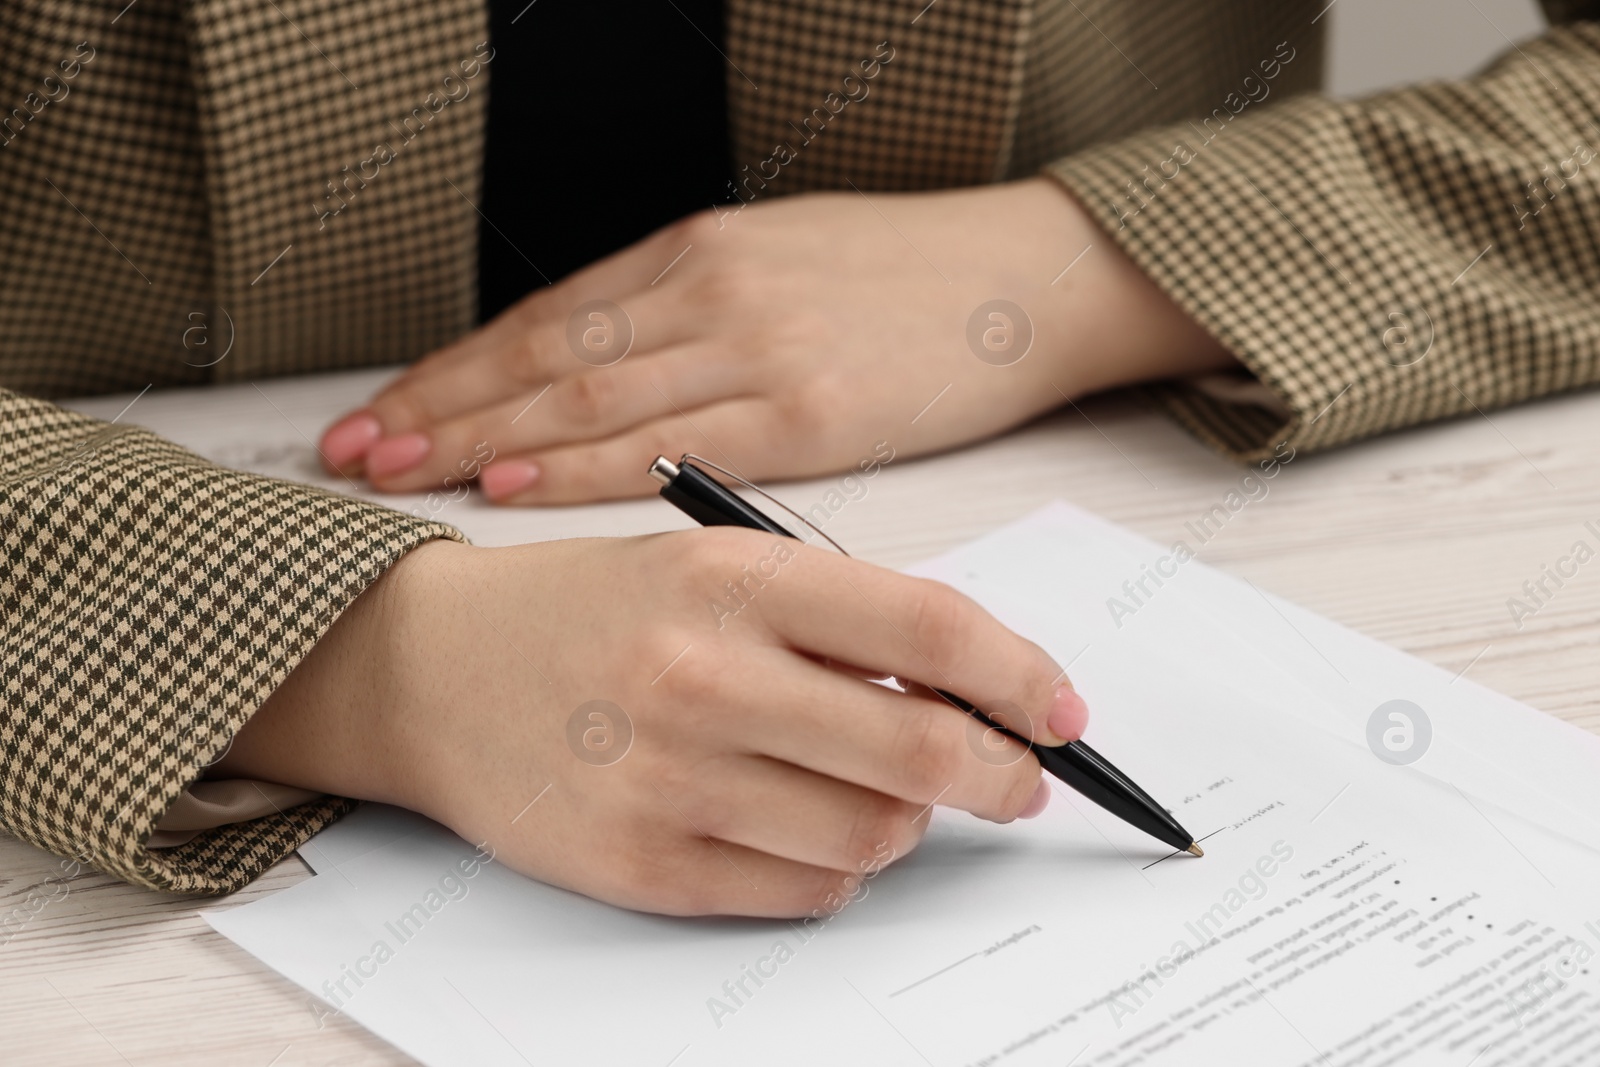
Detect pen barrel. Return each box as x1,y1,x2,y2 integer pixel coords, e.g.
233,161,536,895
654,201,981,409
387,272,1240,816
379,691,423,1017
662,462,791,536
939,688,1194,855
1030,742,1193,853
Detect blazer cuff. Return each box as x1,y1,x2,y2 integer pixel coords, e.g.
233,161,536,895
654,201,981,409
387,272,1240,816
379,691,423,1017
1040,95,1368,462
126,503,458,895
1043,14,1600,460
1041,23,1600,462
0,398,465,896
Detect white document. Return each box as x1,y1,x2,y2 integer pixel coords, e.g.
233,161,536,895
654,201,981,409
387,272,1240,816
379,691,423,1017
905,505,1600,847
208,504,1600,1066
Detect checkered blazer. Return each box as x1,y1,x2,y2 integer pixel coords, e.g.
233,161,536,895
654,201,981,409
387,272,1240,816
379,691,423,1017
3,0,1597,894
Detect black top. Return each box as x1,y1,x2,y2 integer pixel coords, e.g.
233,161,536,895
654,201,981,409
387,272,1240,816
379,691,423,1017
478,0,731,322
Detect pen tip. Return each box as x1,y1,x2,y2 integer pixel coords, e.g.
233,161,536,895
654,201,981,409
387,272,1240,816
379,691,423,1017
1185,843,1204,858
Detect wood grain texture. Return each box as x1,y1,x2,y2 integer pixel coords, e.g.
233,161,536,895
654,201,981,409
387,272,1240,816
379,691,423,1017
8,370,1600,1065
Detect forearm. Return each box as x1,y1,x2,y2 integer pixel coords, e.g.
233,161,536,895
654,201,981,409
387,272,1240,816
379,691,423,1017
1022,178,1241,398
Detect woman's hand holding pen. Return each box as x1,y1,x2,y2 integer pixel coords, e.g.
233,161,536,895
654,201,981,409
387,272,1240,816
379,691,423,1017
319,178,1235,503
211,530,1090,917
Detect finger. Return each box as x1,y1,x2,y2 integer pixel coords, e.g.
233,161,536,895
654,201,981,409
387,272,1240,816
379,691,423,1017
406,221,687,379
705,648,1046,823
478,398,802,505
362,344,749,494
666,753,928,874
621,837,868,919
322,283,700,475
755,549,1089,748
319,220,703,472
378,283,696,430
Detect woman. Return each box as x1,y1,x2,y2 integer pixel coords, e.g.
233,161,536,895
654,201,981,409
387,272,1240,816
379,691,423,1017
2,0,1596,916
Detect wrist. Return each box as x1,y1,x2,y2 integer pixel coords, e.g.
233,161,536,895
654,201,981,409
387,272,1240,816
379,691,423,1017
210,538,466,815
1023,176,1240,396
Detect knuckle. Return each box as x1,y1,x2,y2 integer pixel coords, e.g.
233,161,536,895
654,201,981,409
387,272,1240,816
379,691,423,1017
894,712,964,797
559,369,618,424
611,838,672,895
672,209,723,245
665,525,761,578
686,795,738,844
651,861,721,917
649,526,782,631
899,812,930,858
646,528,693,573
842,796,909,873
604,838,701,914
995,765,1043,822
773,375,835,432
796,870,857,921
659,524,732,575
907,580,977,677
369,386,432,434
497,336,548,387
1019,663,1060,729
689,264,759,308
795,872,843,919
657,644,723,704
794,364,848,405
753,306,831,358
507,285,561,329
434,428,482,474
635,624,694,677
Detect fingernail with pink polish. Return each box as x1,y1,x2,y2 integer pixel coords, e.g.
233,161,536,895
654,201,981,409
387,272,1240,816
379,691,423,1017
364,432,431,479
1018,778,1051,819
321,413,382,468
1046,684,1089,742
479,461,541,501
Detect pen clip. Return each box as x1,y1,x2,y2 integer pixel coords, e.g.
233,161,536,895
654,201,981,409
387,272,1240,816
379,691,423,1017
679,453,853,558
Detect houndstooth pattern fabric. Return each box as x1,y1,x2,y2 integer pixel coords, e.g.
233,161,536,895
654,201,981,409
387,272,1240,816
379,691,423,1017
724,0,1031,190
1046,7,1600,461
0,0,481,893
1,0,1596,894
0,396,462,893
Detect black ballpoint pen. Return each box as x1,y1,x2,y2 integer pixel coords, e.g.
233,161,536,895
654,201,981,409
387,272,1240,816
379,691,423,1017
648,454,1204,859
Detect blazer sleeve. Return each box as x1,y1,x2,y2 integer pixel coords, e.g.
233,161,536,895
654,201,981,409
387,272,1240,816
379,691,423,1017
1042,12,1600,462
0,390,464,894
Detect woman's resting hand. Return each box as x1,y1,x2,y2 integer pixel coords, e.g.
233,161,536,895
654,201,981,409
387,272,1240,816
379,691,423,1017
319,178,1233,504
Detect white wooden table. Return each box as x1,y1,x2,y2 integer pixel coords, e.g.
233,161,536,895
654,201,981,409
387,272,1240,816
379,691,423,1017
6,368,1598,1065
